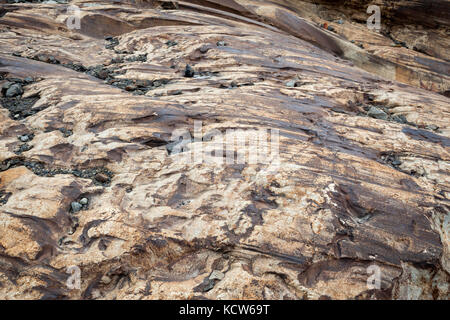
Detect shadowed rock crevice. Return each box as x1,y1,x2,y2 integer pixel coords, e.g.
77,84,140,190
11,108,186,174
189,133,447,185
0,157,114,186
0,0,448,300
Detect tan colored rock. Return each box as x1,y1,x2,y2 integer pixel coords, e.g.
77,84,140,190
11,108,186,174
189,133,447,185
0,0,448,300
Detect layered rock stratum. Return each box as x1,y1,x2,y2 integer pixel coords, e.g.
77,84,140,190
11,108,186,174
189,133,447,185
0,0,449,300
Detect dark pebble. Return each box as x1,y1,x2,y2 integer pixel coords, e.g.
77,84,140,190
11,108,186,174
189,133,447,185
184,64,195,78
94,173,110,183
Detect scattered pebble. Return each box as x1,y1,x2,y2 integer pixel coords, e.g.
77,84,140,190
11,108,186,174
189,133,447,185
33,54,60,64
0,190,12,206
391,114,407,124
23,77,33,84
381,152,404,171
94,172,110,184
1,81,42,119
286,80,297,88
184,64,195,78
5,83,23,97
1,158,114,186
18,135,29,142
199,45,210,54
105,37,119,50
14,143,32,155
216,41,227,47
71,201,83,213
367,106,388,120
62,62,87,72
209,270,224,281
58,128,73,137
160,1,178,10
425,124,439,131
125,54,147,62
101,275,112,285
110,57,124,64
166,40,178,47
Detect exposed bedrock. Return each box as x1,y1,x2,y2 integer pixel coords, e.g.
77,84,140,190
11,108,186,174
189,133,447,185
0,0,448,300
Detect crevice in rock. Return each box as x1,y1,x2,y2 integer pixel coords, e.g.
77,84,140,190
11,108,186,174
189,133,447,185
379,151,423,177
0,190,12,206
0,157,114,186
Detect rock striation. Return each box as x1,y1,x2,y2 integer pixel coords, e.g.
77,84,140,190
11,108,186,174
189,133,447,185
0,0,448,299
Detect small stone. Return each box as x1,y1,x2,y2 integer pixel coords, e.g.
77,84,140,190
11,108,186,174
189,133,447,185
125,84,137,91
96,69,109,80
216,41,227,47
1,81,13,94
337,19,344,24
94,173,110,183
327,25,335,32
48,56,59,64
286,80,296,87
23,77,34,83
160,1,178,10
5,83,23,97
59,128,73,137
425,124,439,131
367,106,388,120
79,198,88,205
101,275,112,284
71,201,83,213
392,115,407,124
110,57,123,64
166,40,178,47
184,64,195,78
392,160,402,166
199,45,210,54
19,135,29,142
209,270,224,281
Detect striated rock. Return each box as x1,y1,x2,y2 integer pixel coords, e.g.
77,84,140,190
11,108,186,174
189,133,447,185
0,0,448,300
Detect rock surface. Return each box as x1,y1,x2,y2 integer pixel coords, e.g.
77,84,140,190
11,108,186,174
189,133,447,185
0,0,449,300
